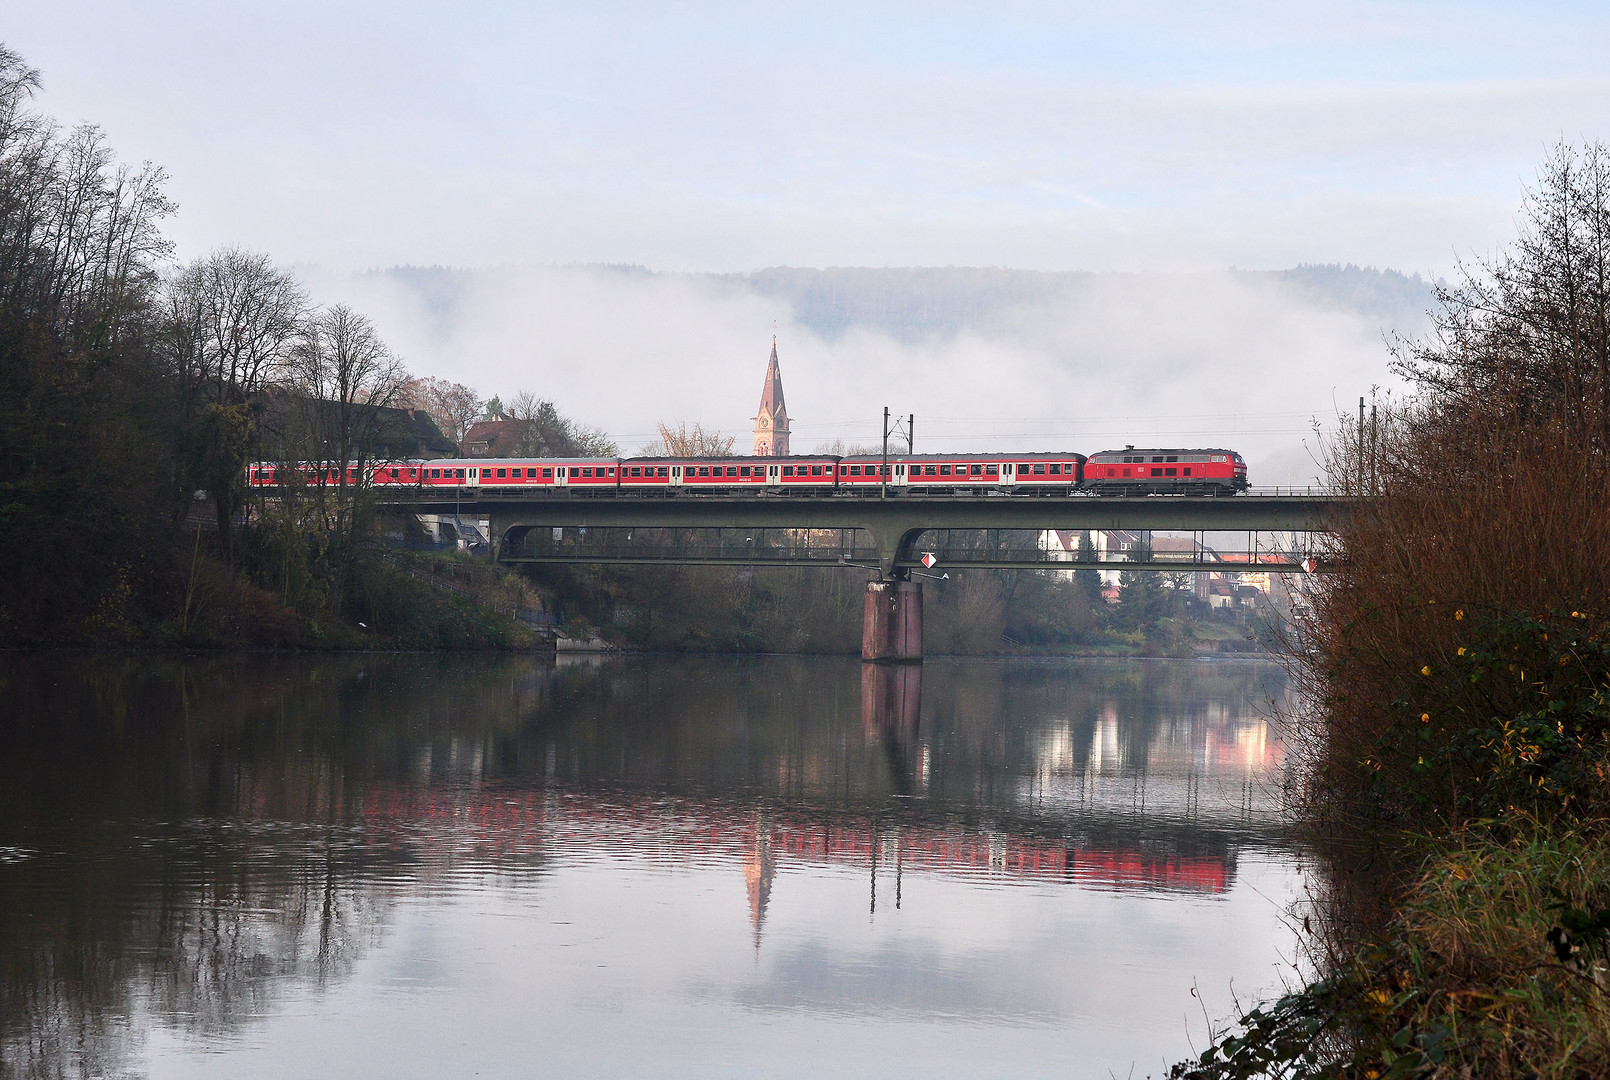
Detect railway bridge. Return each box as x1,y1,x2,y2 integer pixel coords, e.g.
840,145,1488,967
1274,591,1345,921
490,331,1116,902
377,490,1350,661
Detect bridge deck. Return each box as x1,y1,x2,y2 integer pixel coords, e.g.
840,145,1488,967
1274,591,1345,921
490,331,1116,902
388,493,1350,576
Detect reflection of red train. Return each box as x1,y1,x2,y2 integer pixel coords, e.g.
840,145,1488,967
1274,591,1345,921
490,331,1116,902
248,447,1248,497
335,783,1232,894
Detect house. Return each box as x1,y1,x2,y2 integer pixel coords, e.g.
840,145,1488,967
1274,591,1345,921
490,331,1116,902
462,419,532,457
252,389,457,461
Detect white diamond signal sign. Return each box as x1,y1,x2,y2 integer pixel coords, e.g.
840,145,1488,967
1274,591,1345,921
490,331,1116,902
921,552,938,569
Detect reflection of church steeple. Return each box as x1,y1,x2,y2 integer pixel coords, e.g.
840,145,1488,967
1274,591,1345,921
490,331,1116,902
742,815,775,956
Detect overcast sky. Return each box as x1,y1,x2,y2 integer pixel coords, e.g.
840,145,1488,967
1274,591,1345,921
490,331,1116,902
10,3,1608,477
12,2,1610,275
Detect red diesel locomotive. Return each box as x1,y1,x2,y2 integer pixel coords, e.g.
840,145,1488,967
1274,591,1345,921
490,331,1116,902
248,446,1247,496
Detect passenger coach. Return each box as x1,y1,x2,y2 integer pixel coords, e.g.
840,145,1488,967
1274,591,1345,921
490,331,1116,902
248,446,1248,496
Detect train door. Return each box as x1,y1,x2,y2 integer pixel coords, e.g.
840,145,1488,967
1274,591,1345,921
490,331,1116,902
1001,462,1017,487
893,463,909,488
766,463,781,487
554,466,569,488
669,465,683,487
466,466,481,488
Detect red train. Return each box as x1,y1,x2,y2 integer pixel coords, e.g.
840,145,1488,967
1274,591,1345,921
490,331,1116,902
249,447,1247,496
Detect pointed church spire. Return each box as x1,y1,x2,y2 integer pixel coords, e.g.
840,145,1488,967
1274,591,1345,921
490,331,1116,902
753,335,791,456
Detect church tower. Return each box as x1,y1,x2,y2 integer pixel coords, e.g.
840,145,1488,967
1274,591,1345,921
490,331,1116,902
752,337,791,456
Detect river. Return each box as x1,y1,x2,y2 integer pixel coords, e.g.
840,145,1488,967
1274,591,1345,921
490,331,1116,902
0,654,1304,1079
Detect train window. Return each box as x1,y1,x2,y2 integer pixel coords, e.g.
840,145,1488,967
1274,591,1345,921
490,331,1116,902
1123,467,1132,477
698,467,710,477
1033,464,1046,474
741,466,752,477
965,464,978,476
1184,468,1192,476
1049,464,1061,475
811,465,822,476
657,467,668,477
724,466,735,477
496,468,506,478
936,465,948,475
458,469,468,479
577,467,588,477
542,468,553,478
1167,455,1178,463
1151,467,1163,476
630,467,641,477
849,465,862,475
782,466,794,476
1165,467,1177,476
985,465,998,476
1212,454,1227,463
1151,456,1163,463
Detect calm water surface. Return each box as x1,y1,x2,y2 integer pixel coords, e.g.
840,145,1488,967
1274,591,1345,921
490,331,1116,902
0,654,1304,1079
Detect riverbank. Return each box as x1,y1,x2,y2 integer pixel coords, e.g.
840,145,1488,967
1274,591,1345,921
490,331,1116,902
13,543,542,652
1176,145,1610,1078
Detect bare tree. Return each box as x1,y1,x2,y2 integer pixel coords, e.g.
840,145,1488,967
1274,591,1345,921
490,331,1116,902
500,390,617,456
284,305,410,590
162,247,306,546
641,421,735,457
1396,141,1610,445
397,375,479,447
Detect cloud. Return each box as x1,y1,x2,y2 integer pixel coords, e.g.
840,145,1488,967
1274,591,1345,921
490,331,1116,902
303,263,1415,484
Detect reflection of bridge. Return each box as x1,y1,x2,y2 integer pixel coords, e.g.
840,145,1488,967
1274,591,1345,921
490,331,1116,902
381,491,1347,660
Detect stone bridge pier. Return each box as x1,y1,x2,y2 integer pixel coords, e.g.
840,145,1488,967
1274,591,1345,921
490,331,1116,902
862,580,923,663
